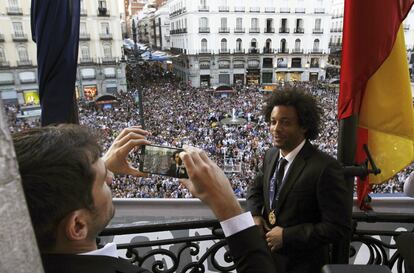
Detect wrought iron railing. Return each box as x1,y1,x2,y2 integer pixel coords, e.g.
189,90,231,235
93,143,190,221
99,212,414,273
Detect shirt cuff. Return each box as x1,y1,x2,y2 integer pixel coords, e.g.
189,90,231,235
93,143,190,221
220,211,255,237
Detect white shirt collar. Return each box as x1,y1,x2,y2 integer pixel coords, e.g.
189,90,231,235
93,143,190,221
279,139,306,163
79,242,118,258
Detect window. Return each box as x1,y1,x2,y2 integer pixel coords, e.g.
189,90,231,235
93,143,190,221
315,18,321,30
280,39,287,52
101,22,110,34
199,17,208,28
98,0,107,9
295,39,301,50
236,18,243,29
80,0,85,9
12,22,24,36
0,47,6,62
221,38,227,51
313,39,320,51
221,18,227,28
201,38,207,50
81,45,90,60
281,18,288,28
8,0,18,7
236,38,242,50
17,46,28,61
80,22,87,34
103,44,112,58
265,38,272,49
251,18,258,28
251,38,257,48
200,0,206,6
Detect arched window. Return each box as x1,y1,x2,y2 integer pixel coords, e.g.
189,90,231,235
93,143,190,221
0,47,6,62
250,38,257,48
265,38,272,49
103,43,112,58
295,39,301,51
81,45,90,60
236,38,242,51
201,38,207,51
313,39,320,51
17,46,28,61
199,17,208,28
280,39,287,52
221,38,227,51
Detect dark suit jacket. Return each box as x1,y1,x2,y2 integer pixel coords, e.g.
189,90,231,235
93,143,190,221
247,141,353,273
41,226,276,273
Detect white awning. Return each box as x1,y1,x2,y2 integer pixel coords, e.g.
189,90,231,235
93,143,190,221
81,68,96,79
0,73,14,84
103,67,116,78
1,90,17,99
19,71,36,83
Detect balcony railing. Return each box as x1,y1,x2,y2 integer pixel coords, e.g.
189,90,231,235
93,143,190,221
291,48,304,54
311,49,323,54
277,63,288,68
294,27,305,33
199,64,210,69
280,7,290,13
101,57,117,64
12,33,28,42
234,6,245,12
279,27,290,33
99,209,414,273
7,6,23,15
314,8,325,14
295,8,306,13
264,27,275,33
234,28,245,33
233,49,245,54
263,48,274,54
218,49,230,54
79,57,95,64
233,63,245,68
17,60,32,67
218,27,230,33
199,27,210,33
99,33,113,40
218,6,229,12
249,28,260,33
198,49,211,55
248,48,260,54
278,48,289,54
218,64,230,69
0,34,4,42
265,7,275,13
0,61,10,68
313,28,324,34
98,7,109,16
171,28,187,35
79,33,91,40
198,6,209,12
250,7,260,12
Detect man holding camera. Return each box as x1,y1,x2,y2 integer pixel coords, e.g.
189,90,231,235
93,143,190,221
14,124,275,273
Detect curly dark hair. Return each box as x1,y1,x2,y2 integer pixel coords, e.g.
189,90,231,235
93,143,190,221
263,86,323,140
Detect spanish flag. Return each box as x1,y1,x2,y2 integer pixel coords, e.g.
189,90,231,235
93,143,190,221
339,0,414,209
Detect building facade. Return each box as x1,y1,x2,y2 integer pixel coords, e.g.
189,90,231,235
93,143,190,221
163,0,331,88
0,0,126,115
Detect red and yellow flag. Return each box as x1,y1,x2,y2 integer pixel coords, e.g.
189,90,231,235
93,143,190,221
339,0,414,209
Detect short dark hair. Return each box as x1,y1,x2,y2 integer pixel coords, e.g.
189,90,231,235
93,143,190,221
13,124,102,251
263,86,323,140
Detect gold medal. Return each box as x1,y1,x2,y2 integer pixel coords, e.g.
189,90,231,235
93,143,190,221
268,210,276,225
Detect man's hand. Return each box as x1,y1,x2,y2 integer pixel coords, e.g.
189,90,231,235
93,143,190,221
179,145,243,221
103,126,151,177
253,216,270,233
265,226,284,251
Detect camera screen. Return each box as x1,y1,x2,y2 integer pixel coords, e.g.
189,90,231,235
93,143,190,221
140,145,188,178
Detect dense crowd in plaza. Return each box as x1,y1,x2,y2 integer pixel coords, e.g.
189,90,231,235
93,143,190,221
5,63,412,197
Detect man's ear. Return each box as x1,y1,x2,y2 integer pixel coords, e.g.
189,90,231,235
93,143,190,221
63,209,89,241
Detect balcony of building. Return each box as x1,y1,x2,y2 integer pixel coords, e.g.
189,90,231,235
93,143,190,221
278,48,289,54
295,8,306,13
280,7,290,13
199,27,210,33
0,61,10,68
263,48,274,54
216,27,229,34
249,28,260,33
310,48,323,54
234,28,245,33
248,48,260,54
98,7,109,16
99,197,413,273
101,57,117,64
17,60,33,67
291,48,304,54
198,6,209,12
313,28,324,34
279,27,290,33
218,6,229,12
265,7,275,13
99,33,113,40
314,8,325,14
80,9,87,16
198,49,212,55
79,57,95,65
0,34,4,42
12,33,28,42
264,27,275,33
233,49,245,54
199,63,210,70
218,49,230,54
218,63,230,69
234,6,245,12
294,27,305,34
79,33,91,41
250,7,260,13
7,6,23,15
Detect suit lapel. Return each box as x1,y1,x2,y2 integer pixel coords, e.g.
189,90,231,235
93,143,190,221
263,148,279,211
276,141,314,213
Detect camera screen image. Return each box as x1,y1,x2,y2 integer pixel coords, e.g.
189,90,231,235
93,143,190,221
140,145,188,178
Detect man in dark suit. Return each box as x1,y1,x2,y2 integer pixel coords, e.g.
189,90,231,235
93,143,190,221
247,87,353,273
14,125,276,273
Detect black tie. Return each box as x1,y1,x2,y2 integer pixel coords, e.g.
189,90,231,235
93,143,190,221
276,158,288,189
269,157,288,209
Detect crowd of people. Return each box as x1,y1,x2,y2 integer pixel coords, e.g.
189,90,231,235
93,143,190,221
4,63,412,197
